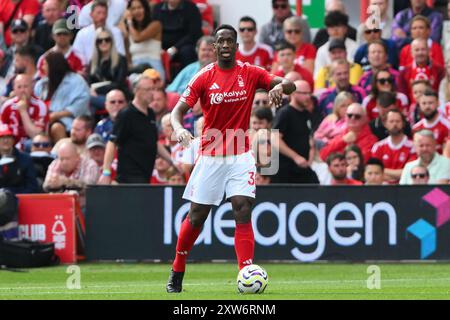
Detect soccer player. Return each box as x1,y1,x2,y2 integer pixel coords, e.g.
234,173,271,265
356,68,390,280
166,24,295,293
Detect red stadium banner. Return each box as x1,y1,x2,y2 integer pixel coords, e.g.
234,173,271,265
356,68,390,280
17,194,78,264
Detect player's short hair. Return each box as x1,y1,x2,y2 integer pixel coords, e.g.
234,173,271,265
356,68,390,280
365,158,384,171
386,108,406,125
324,10,349,28
283,16,303,31
15,44,39,64
196,35,215,52
411,79,431,88
411,15,431,29
414,129,435,141
214,24,237,41
326,152,345,166
239,16,257,28
75,115,95,131
91,0,108,12
274,40,296,52
252,107,273,123
367,39,388,54
330,58,349,75
411,164,429,176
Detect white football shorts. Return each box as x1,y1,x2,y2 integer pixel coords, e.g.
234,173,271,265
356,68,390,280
182,151,257,206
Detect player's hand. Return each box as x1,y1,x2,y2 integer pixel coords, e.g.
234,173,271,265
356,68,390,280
98,174,112,185
268,84,284,108
17,96,28,113
293,154,308,168
343,131,357,144
175,128,194,148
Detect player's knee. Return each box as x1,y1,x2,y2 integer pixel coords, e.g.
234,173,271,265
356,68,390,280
188,206,209,227
232,198,253,223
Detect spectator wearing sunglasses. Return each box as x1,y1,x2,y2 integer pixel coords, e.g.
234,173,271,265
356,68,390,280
362,69,409,121
400,129,450,184
356,0,393,45
30,133,54,191
410,165,430,184
320,103,378,163
354,28,398,73
259,0,311,51
94,89,127,142
236,16,273,71
271,16,316,75
399,15,445,70
88,27,129,114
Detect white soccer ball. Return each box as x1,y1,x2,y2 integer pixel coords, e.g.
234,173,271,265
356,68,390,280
237,264,269,294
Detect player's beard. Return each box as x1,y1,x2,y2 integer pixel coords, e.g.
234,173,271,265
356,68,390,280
424,109,438,120
388,127,402,136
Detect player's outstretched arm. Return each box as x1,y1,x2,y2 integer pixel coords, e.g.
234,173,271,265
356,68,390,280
170,100,194,147
268,76,296,108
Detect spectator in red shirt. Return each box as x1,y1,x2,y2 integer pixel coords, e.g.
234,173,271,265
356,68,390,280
320,103,379,162
371,109,415,184
0,74,48,148
326,152,363,185
413,89,450,153
37,19,85,78
273,41,314,90
236,16,273,71
0,0,40,47
399,15,444,70
397,38,445,103
271,16,316,74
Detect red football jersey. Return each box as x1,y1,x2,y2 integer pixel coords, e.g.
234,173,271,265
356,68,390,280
236,43,273,71
150,169,167,185
442,102,450,121
371,136,415,170
0,95,49,145
399,40,445,70
181,61,274,156
273,43,317,67
412,114,450,153
362,92,409,121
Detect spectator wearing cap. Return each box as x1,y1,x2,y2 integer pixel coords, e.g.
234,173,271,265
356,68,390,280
142,68,164,90
86,133,106,170
356,0,393,45
259,0,311,51
313,1,357,49
400,129,450,184
152,0,203,74
0,124,38,194
32,0,64,52
314,11,358,77
398,15,445,70
0,0,40,47
166,35,215,96
37,19,85,78
87,26,128,114
320,103,378,163
392,0,444,49
354,28,399,73
369,91,412,140
272,41,314,91
94,89,127,142
314,38,363,96
73,0,125,65
318,59,366,115
78,0,126,28
326,152,363,186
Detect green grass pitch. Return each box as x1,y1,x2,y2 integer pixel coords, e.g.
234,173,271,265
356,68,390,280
1,263,450,300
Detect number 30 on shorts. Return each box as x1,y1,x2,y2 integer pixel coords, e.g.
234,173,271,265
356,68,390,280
248,172,255,185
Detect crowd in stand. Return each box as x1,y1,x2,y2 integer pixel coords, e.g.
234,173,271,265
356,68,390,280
0,0,449,203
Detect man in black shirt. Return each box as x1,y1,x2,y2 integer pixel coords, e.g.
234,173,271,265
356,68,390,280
272,80,319,184
99,76,172,184
153,0,203,71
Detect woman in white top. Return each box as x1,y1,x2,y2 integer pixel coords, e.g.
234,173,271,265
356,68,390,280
121,0,165,82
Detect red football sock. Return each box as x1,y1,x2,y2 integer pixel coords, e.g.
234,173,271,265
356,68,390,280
172,217,202,272
234,222,255,270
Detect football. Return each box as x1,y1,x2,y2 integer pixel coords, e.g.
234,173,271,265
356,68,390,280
236,264,269,294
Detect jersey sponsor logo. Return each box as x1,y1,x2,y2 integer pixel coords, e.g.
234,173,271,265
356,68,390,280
209,90,248,105
238,75,244,88
209,82,220,90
